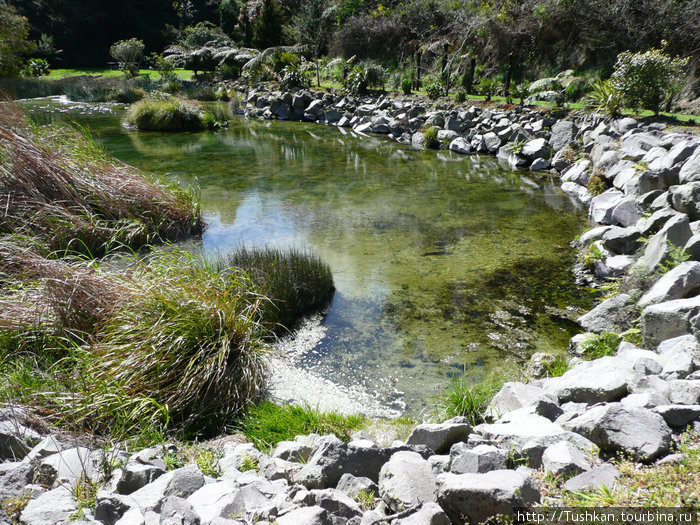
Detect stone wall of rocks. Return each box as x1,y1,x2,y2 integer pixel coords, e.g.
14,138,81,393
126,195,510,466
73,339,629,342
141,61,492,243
3,89,700,524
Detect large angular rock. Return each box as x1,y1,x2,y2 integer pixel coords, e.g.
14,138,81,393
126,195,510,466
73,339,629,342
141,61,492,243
601,226,641,255
164,466,205,499
405,417,471,454
561,160,591,186
563,463,621,492
297,488,362,522
664,140,697,170
620,132,662,158
550,120,578,152
379,451,437,512
638,261,700,307
448,138,471,155
436,470,540,524
577,294,635,333
396,502,451,525
544,356,634,403
486,382,557,420
679,150,700,183
521,138,550,161
562,403,672,462
187,480,241,524
668,379,700,404
0,461,33,500
448,443,507,474
41,446,103,486
642,296,700,348
276,506,331,525
336,474,378,500
160,496,201,525
541,441,591,477
637,208,682,237
116,464,165,495
644,214,693,272
670,182,700,220
20,486,77,525
652,404,700,428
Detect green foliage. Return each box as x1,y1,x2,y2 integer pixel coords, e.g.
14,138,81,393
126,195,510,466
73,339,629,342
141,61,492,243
510,81,530,106
425,79,443,100
215,246,335,335
401,76,412,95
71,477,98,520
587,171,608,196
660,242,690,273
355,489,377,510
435,372,509,425
110,38,145,77
253,0,284,49
579,243,604,269
238,401,366,452
280,64,310,90
585,79,624,117
422,125,439,149
0,4,34,78
478,77,498,101
454,88,466,103
195,449,221,478
546,356,571,377
126,96,210,131
621,328,643,347
21,58,49,77
238,454,259,472
149,53,177,81
579,332,621,360
611,44,689,114
506,140,525,155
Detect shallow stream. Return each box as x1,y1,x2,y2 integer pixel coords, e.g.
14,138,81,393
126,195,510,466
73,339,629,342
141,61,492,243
25,98,592,415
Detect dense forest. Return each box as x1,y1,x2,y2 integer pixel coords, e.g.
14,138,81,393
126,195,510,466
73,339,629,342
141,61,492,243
5,0,700,78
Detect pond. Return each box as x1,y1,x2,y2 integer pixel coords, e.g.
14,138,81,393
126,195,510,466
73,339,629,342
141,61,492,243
24,97,592,416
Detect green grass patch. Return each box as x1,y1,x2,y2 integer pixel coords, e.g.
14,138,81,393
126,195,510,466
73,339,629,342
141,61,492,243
238,401,366,452
578,332,621,360
125,95,224,131
46,68,194,81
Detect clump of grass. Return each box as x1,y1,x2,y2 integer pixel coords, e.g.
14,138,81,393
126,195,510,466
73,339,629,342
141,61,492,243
125,95,210,131
546,355,571,377
238,454,259,472
660,242,690,273
355,489,377,510
0,100,202,257
72,477,99,520
578,243,604,269
238,401,366,452
195,448,221,478
216,246,335,335
88,251,269,436
434,372,509,426
578,332,621,360
587,171,608,196
422,125,440,149
2,492,31,523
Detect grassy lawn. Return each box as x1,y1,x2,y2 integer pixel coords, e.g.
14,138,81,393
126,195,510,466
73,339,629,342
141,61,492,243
47,68,195,81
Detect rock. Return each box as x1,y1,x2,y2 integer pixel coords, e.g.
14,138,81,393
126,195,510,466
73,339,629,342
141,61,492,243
551,149,573,171
638,208,682,237
187,480,240,524
94,492,133,525
612,118,638,134
679,150,700,183
621,392,670,409
605,255,634,276
550,120,578,152
304,488,362,521
589,190,641,226
664,140,698,170
530,158,551,171
579,226,613,245
336,474,378,500
668,379,700,404
544,356,634,403
405,417,471,454
670,182,700,220
160,496,201,525
600,226,641,255
22,436,65,464
483,132,502,153
652,404,700,428
448,138,470,155
20,486,77,525
577,294,635,333
378,451,437,512
561,160,591,186
660,346,695,379
436,470,540,524
562,403,672,462
541,441,591,477
117,464,165,495
486,382,554,419
277,506,331,525
395,502,450,525
621,132,662,158
561,181,592,204
41,446,102,486
684,234,700,261
474,411,596,468
563,463,621,492
411,133,426,150
644,214,693,272
448,443,507,474
521,138,549,161
638,262,700,307
437,130,459,142
0,461,32,500
526,353,557,379
642,296,700,348
164,466,205,499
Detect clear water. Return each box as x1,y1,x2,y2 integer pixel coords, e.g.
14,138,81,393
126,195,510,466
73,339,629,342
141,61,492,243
24,98,592,414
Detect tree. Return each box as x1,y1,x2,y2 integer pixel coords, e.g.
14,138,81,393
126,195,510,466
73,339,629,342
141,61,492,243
252,0,283,49
297,0,333,86
611,43,689,114
0,4,34,77
110,38,145,76
165,22,231,78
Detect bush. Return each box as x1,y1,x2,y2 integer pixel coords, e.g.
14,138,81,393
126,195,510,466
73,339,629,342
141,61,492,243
343,65,368,95
425,80,443,100
579,332,621,359
21,58,49,77
611,44,689,114
586,79,624,117
148,53,177,81
126,96,209,131
280,64,310,91
110,38,145,77
423,125,439,149
454,89,466,103
401,77,412,95
478,77,499,101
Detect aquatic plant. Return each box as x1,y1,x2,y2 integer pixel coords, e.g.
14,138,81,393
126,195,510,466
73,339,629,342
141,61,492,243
125,95,211,131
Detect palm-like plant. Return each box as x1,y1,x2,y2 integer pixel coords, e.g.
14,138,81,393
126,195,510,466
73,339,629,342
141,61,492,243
585,79,624,118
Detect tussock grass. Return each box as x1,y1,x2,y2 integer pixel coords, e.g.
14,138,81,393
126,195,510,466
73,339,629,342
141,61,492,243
215,246,335,335
125,96,210,131
238,401,366,452
0,100,202,257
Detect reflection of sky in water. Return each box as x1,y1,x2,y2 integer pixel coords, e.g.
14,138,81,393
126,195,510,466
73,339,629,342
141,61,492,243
22,98,591,414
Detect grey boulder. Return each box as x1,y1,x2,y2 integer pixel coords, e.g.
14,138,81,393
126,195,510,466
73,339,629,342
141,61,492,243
405,417,471,454
378,451,437,512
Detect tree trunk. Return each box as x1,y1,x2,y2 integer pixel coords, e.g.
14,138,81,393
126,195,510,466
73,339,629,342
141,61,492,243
504,53,514,101
416,51,422,90
466,57,476,94
316,58,320,87
442,43,450,96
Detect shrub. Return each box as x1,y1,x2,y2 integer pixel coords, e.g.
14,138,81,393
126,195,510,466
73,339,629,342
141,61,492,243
478,77,499,101
585,79,624,117
21,58,49,77
454,89,466,103
579,332,621,359
611,44,689,114
110,38,145,77
343,65,368,95
579,243,604,269
510,81,530,106
125,96,209,131
401,76,412,95
280,64,310,91
148,53,177,81
423,125,439,149
425,80,443,100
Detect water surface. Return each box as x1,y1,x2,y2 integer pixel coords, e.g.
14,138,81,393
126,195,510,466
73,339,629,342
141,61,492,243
25,98,591,414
